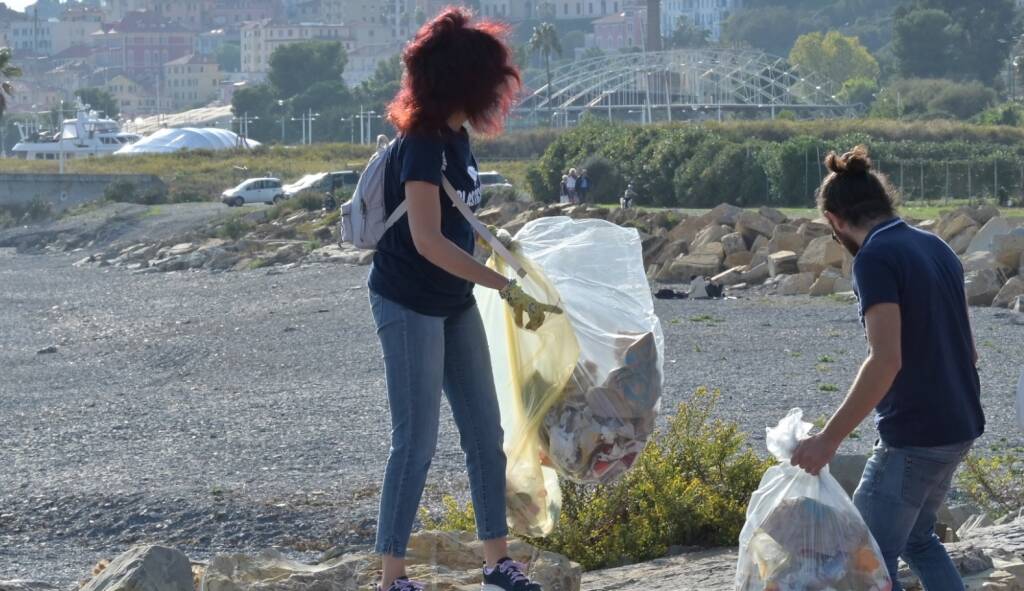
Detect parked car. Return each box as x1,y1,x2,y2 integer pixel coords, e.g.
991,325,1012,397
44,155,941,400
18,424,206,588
221,177,284,206
329,170,360,191
478,171,512,189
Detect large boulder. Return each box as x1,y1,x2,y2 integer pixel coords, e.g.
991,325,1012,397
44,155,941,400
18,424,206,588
777,272,817,296
740,262,770,285
949,226,980,255
965,203,1001,226
202,531,580,591
308,244,374,265
478,201,526,227
735,211,776,241
797,221,832,241
993,233,1024,269
966,216,1013,255
692,224,732,249
720,232,747,256
809,267,844,296
768,251,799,278
711,266,746,287
965,269,1007,306
691,241,725,262
993,276,1024,308
937,213,979,243
665,216,709,245
759,206,788,224
798,235,846,276
962,251,1012,276
704,203,745,226
654,240,689,266
724,250,753,268
80,545,193,591
768,225,807,255
658,253,722,282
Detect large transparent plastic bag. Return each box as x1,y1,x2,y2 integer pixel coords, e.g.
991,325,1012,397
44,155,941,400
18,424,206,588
477,253,579,537
476,217,664,536
735,409,892,591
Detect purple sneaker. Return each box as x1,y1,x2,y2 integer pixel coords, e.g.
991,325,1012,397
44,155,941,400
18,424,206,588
482,557,542,591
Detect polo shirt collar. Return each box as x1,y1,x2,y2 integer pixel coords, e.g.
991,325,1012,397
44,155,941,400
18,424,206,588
861,217,904,250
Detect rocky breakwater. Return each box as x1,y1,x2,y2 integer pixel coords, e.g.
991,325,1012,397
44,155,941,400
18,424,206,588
1,532,579,591
485,201,1024,309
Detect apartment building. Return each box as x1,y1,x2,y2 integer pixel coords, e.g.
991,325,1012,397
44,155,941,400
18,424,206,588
164,53,221,110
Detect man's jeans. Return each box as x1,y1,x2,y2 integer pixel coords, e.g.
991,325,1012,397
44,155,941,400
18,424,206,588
370,292,509,557
854,439,974,591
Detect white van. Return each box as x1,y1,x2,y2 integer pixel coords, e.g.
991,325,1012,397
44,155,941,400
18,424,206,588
221,177,284,207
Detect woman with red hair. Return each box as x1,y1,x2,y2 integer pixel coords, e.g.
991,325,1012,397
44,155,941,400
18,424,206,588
367,8,558,591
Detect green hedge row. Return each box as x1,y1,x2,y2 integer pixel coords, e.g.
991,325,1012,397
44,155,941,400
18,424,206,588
526,118,1024,207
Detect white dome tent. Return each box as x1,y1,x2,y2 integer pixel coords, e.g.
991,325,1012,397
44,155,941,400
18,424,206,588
115,127,260,155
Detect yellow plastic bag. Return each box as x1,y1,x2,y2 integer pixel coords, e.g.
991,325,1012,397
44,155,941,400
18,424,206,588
476,253,579,537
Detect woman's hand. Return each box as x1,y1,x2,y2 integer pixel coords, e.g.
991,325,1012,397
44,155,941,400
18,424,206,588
499,280,562,331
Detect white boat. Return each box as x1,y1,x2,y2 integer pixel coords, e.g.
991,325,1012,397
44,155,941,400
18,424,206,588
11,107,141,161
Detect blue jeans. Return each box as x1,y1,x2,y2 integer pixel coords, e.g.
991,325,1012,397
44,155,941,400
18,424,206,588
370,291,508,557
853,439,974,591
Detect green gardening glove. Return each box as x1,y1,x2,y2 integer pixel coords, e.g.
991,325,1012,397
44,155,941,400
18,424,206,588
499,279,563,331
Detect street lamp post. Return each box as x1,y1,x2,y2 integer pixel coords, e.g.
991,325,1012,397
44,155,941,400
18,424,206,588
278,99,285,143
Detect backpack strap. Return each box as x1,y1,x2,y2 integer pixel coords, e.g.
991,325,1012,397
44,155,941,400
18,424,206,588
441,175,526,278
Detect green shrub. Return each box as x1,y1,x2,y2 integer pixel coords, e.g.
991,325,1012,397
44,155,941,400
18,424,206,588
293,191,323,212
579,155,625,205
958,447,1024,519
0,208,15,229
103,180,168,204
218,217,253,240
422,388,772,570
103,180,137,203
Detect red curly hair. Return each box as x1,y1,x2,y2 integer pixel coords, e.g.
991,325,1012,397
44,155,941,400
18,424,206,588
387,7,521,136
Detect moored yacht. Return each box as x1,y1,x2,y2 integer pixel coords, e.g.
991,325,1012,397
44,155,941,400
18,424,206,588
11,106,141,161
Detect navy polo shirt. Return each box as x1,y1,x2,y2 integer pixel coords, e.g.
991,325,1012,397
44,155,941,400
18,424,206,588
851,218,985,448
368,127,482,317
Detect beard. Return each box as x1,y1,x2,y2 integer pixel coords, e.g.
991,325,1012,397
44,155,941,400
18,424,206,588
835,231,860,256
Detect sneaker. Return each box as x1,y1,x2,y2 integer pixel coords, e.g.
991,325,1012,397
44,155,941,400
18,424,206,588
378,576,425,591
482,557,542,591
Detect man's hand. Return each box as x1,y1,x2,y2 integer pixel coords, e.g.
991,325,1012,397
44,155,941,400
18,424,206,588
791,431,841,476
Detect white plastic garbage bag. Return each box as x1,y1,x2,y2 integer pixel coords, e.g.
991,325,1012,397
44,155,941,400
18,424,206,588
476,217,664,536
735,409,892,591
515,217,665,486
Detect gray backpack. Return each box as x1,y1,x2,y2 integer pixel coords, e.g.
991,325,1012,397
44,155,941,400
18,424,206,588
339,135,523,276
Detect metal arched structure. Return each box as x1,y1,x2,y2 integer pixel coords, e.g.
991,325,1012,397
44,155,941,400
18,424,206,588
513,48,858,126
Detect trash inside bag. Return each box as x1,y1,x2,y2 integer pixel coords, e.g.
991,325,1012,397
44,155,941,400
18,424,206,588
476,217,664,536
477,253,578,537
516,218,664,486
735,409,892,591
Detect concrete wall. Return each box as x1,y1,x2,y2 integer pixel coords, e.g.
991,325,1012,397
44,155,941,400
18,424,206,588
0,174,166,211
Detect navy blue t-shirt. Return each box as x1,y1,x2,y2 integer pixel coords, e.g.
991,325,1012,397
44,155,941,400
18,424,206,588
851,218,985,448
367,127,482,317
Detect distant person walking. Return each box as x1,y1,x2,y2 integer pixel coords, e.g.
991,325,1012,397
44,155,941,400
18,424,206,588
576,169,590,203
559,174,570,204
791,146,983,591
565,168,578,204
367,9,560,591
620,183,636,209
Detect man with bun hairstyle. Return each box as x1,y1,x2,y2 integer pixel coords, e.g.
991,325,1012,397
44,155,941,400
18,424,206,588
791,146,984,590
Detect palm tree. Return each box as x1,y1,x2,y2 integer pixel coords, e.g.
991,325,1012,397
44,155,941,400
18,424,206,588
528,22,561,110
0,47,23,118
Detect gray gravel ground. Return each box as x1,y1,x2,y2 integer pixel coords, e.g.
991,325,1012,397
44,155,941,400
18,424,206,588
1,252,1021,585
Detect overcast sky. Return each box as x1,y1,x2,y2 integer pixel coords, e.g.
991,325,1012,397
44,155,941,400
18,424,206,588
6,1,36,13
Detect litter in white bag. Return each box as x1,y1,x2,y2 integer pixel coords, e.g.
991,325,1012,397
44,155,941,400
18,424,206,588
735,409,892,591
476,217,664,536
515,217,664,486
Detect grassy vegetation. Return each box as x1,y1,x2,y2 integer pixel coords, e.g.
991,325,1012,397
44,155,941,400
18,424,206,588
0,144,376,203
422,388,772,570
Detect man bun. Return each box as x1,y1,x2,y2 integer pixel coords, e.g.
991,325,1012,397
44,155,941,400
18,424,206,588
825,145,871,176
